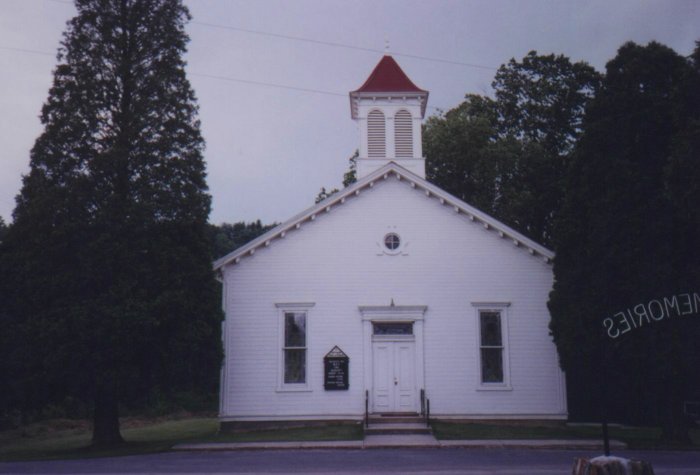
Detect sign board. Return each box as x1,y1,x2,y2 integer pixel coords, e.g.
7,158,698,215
324,346,349,390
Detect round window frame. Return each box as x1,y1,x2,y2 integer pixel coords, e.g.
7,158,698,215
384,233,401,252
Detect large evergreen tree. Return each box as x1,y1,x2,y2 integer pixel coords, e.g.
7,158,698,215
548,41,700,441
0,0,221,446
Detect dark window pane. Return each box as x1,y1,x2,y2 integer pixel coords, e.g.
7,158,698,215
481,348,503,383
384,233,400,250
373,322,413,335
480,312,502,346
285,312,306,347
284,349,306,383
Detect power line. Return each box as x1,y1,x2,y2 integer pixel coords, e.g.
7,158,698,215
1,44,453,111
190,72,448,112
41,0,497,71
0,46,54,57
190,72,346,98
190,20,498,71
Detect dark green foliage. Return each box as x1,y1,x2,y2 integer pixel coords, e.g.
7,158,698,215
0,217,7,242
493,51,601,156
315,187,339,204
425,52,600,246
0,0,221,446
208,221,276,259
315,150,358,203
549,41,700,441
424,95,515,216
342,150,358,188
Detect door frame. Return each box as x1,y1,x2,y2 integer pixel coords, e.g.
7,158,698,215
359,304,427,414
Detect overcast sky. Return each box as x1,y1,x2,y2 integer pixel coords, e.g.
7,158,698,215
1,0,698,226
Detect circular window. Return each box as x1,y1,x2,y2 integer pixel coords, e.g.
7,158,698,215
384,233,401,251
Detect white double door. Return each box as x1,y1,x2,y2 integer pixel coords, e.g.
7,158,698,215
372,340,416,413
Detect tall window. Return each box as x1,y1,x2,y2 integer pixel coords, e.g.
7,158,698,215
394,110,413,157
473,302,511,389
283,312,307,384
367,109,386,158
479,311,504,383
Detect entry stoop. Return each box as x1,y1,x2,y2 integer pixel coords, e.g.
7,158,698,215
364,415,438,447
365,415,433,436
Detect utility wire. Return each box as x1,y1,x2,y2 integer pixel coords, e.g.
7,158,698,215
1,44,452,111
42,0,497,71
0,46,54,57
190,72,448,112
191,20,498,71
190,72,346,98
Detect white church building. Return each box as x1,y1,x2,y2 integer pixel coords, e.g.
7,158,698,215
214,56,567,428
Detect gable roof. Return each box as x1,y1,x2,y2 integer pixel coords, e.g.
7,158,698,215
213,162,554,273
351,56,427,94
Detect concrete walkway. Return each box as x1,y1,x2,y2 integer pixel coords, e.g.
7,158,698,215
173,437,627,451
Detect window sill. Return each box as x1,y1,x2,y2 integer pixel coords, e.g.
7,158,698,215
276,386,312,393
476,384,512,391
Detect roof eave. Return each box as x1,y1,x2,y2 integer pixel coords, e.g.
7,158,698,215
349,90,429,119
213,162,554,272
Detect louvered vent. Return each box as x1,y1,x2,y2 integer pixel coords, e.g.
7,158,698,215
367,110,386,158
394,110,413,158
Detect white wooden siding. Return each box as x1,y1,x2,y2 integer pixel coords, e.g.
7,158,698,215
220,177,566,421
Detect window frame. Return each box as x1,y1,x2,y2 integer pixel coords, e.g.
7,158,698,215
276,302,314,392
384,233,401,251
472,302,512,391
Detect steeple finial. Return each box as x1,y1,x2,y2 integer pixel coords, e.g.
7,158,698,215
384,37,390,54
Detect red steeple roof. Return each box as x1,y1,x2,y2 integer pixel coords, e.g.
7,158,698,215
352,55,427,93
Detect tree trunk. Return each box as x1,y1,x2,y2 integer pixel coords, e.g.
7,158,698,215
92,384,124,447
659,347,691,444
660,400,691,444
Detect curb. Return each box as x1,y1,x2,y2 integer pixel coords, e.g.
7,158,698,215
173,439,628,451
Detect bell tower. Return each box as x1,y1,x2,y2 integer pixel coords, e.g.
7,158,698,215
349,56,429,179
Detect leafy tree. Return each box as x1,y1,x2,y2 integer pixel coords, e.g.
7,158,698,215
208,220,276,259
0,0,221,446
315,150,358,203
424,95,511,215
494,52,600,245
548,41,700,441
493,51,601,156
425,52,600,246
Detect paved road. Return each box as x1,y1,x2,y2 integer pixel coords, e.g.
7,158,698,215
1,448,700,474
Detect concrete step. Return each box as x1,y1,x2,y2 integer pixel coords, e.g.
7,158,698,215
368,416,425,424
365,422,432,435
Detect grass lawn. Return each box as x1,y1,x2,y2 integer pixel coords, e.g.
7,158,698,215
431,421,700,449
3,417,697,462
0,417,362,462
0,418,218,462
205,424,364,443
